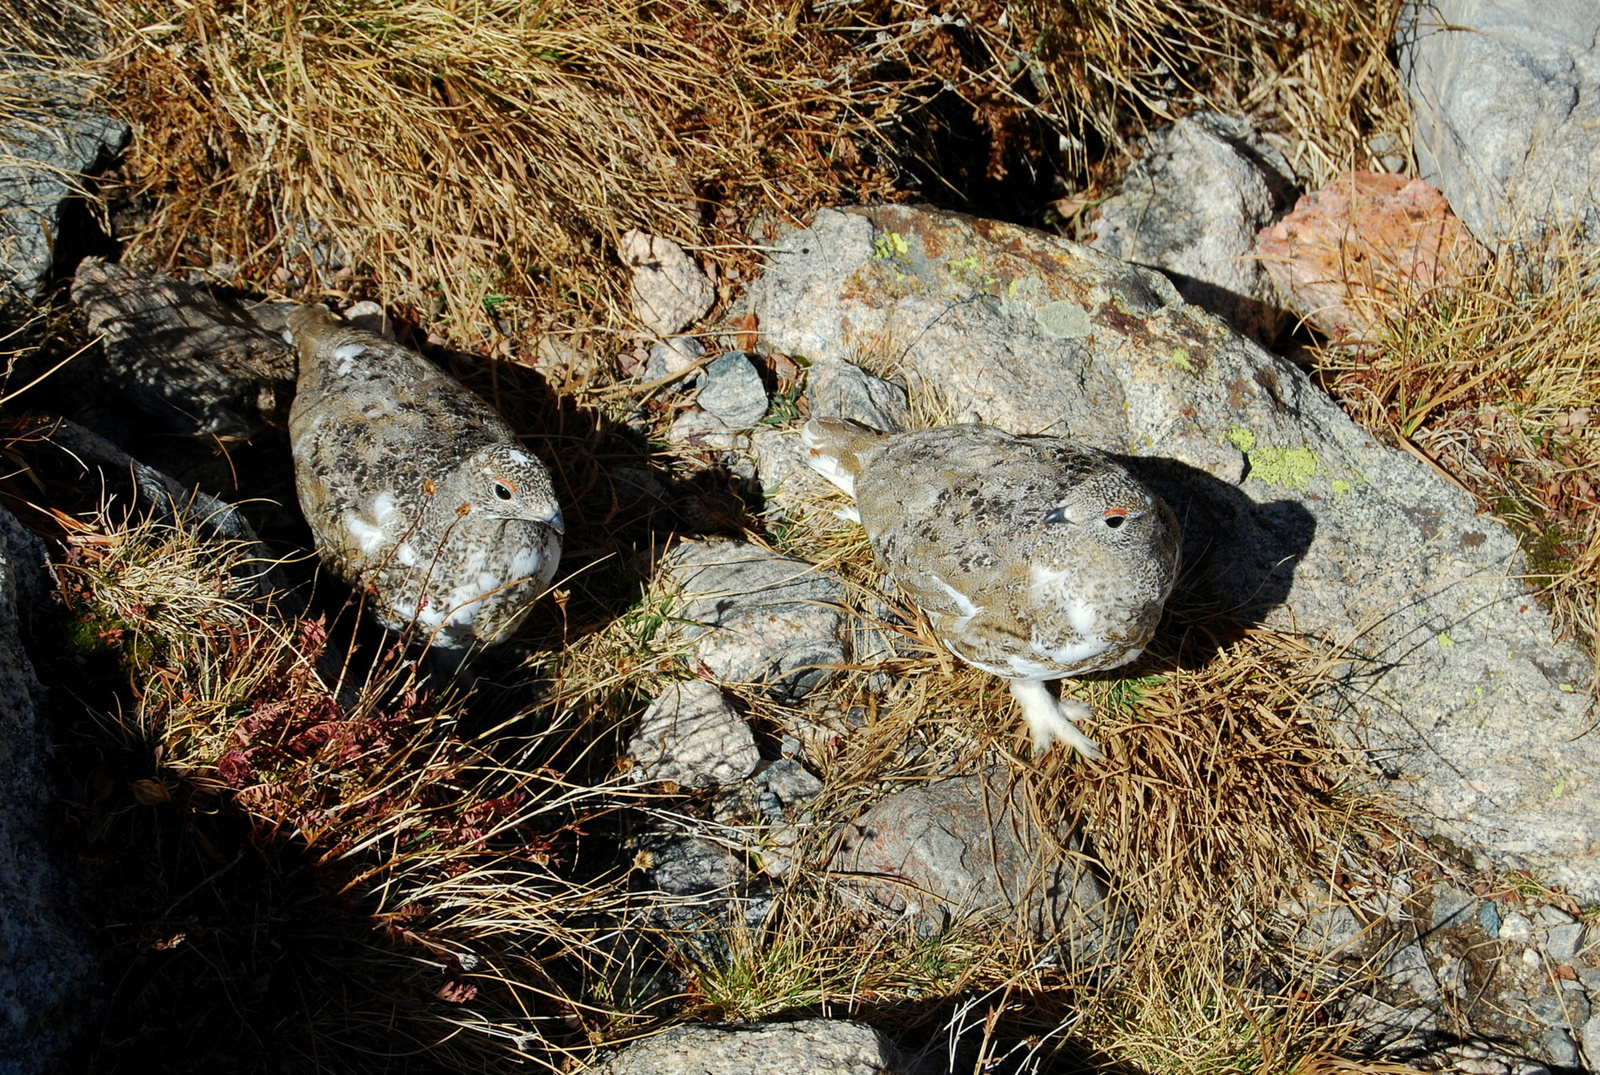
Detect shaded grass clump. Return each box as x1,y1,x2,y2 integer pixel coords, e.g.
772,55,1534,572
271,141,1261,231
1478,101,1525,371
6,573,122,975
54,507,640,1072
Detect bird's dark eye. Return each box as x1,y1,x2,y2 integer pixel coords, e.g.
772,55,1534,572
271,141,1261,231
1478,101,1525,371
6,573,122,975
493,480,515,501
1103,510,1127,529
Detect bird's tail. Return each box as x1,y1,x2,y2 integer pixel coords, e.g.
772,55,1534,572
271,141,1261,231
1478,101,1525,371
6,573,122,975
800,417,882,497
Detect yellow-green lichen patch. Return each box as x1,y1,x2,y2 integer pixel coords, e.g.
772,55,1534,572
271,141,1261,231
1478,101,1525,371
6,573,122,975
1035,300,1093,339
1330,478,1353,497
946,255,981,278
873,231,909,260
1169,348,1194,372
1437,630,1455,648
1249,446,1327,489
1224,425,1257,453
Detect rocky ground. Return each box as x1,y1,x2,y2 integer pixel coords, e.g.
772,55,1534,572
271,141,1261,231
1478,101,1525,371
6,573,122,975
3,1,1599,1074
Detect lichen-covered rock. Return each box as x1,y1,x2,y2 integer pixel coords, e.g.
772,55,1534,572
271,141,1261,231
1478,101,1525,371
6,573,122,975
1399,0,1600,242
628,680,759,788
829,768,1117,957
1090,111,1295,343
743,204,1599,899
0,505,99,1074
590,1018,920,1075
660,539,849,700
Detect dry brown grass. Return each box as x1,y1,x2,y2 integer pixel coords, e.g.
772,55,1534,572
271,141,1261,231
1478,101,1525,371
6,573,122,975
54,507,648,1071
1318,234,1600,671
89,0,921,344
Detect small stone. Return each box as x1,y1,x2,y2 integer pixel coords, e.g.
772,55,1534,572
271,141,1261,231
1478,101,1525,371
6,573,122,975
643,335,706,382
1429,883,1479,933
1546,922,1585,963
628,680,759,788
590,1018,917,1075
1537,904,1576,927
1581,1013,1600,1070
805,358,910,431
828,768,1114,954
1538,1029,1580,1070
660,539,850,700
758,758,823,809
1385,942,1439,1002
342,300,391,337
665,408,748,452
696,352,768,428
1527,990,1587,1029
621,229,716,335
1479,901,1502,938
1500,910,1536,943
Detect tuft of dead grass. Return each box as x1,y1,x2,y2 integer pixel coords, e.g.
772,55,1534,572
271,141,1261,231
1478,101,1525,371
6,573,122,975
1318,232,1600,672
88,0,921,343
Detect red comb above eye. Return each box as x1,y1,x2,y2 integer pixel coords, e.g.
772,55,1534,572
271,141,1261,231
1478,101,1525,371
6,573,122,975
1104,508,1129,517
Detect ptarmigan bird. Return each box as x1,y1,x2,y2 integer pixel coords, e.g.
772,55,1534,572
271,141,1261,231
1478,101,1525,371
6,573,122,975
288,305,564,649
802,418,1180,758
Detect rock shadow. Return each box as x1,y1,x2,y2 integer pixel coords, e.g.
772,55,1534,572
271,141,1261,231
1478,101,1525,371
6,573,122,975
1114,454,1316,667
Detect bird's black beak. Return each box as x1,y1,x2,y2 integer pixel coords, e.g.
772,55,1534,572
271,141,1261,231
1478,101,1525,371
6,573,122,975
1043,506,1071,524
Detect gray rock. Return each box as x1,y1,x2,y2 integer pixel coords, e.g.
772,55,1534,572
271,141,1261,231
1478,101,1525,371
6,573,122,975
1429,883,1479,933
828,768,1116,956
1345,992,1438,1053
621,230,716,335
759,758,823,809
1399,0,1600,242
0,69,126,308
1546,922,1584,963
805,357,910,430
634,833,772,961
660,539,849,700
1386,942,1440,1002
1292,897,1364,957
1581,1013,1600,1069
643,335,706,382
72,258,297,436
628,680,759,788
1480,901,1503,938
743,204,1600,900
0,504,99,1074
696,352,768,428
590,1018,920,1075
1089,112,1295,343
1538,1028,1580,1069
1526,990,1588,1030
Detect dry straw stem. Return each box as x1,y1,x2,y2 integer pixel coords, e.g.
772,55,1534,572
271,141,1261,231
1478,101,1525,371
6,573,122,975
90,0,914,342
1319,232,1600,671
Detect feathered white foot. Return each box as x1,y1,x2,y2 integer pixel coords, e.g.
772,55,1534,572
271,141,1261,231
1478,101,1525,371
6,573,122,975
1009,679,1103,760
800,421,858,497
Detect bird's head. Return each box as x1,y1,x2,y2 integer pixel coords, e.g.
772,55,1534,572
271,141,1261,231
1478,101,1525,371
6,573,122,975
457,444,565,534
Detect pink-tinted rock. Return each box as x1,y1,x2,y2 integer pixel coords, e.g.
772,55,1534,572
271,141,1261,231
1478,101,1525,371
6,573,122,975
1255,171,1488,344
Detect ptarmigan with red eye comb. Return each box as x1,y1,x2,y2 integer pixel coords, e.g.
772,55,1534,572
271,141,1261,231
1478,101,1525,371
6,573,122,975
288,305,564,649
802,418,1179,759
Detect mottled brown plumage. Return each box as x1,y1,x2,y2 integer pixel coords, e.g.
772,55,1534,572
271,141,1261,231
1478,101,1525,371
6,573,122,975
288,305,563,649
803,418,1179,757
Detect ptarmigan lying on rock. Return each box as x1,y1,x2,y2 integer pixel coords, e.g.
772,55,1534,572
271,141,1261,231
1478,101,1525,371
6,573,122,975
802,418,1179,758
288,305,564,649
